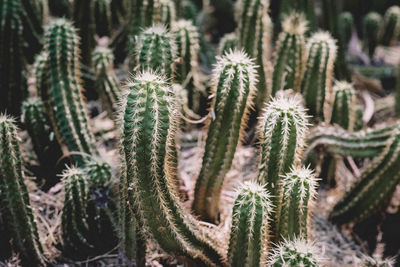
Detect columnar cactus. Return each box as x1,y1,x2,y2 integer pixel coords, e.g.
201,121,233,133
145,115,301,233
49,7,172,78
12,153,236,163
257,94,309,236
41,19,99,166
271,12,307,95
120,71,225,265
33,50,48,94
192,50,258,222
218,32,238,56
363,12,382,58
94,0,112,37
135,25,176,78
301,31,337,121
330,125,400,225
380,5,400,46
329,81,357,131
0,115,45,266
92,46,122,118
279,0,316,32
227,181,272,267
154,0,176,28
277,166,318,242
337,12,354,52
268,238,320,266
172,19,200,109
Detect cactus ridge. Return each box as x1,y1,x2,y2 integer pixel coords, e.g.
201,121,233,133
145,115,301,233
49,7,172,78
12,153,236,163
363,12,382,58
120,70,225,266
192,50,258,222
218,32,239,56
330,81,357,131
268,238,320,266
380,5,400,46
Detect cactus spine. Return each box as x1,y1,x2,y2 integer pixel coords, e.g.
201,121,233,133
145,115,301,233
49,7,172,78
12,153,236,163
330,81,357,131
268,238,320,266
41,19,99,166
120,71,225,265
228,181,272,267
218,32,238,56
271,12,307,95
301,31,337,121
277,166,317,242
363,12,382,58
0,115,45,265
380,6,400,46
193,50,257,222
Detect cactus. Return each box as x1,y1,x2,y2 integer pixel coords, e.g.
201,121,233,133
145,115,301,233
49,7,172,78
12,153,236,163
40,19,99,166
172,19,200,110
182,0,198,23
396,64,400,118
380,6,400,46
279,0,316,32
49,0,71,17
0,115,45,266
271,12,307,95
0,0,27,117
330,81,357,131
154,0,176,28
257,94,309,236
33,50,48,94
301,31,337,121
119,71,225,265
135,25,176,78
337,12,354,52
192,50,257,222
330,124,400,224
227,181,272,267
235,0,273,107
268,238,320,266
92,46,122,118
94,0,112,37
277,166,318,242
363,12,382,58
218,32,238,56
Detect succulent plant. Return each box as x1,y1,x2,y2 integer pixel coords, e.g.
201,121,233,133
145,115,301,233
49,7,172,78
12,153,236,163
154,0,176,28
329,81,357,131
301,31,337,121
33,50,48,94
218,32,238,56
228,181,272,267
192,50,257,222
182,0,198,23
271,12,307,95
380,5,400,46
94,0,112,37
0,115,45,266
119,71,225,265
396,64,400,118
337,12,354,52
363,12,382,58
279,0,316,32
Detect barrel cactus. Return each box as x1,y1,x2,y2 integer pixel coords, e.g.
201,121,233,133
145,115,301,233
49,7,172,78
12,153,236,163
218,32,238,56
380,5,400,46
329,81,357,131
363,12,382,58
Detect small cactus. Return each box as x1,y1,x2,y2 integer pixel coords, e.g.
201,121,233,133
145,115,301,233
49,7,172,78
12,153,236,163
337,12,354,52
363,12,382,58
228,181,272,267
0,115,45,266
193,50,258,222
271,12,307,95
119,71,225,265
301,31,337,121
380,5,400,46
329,81,357,131
218,32,238,56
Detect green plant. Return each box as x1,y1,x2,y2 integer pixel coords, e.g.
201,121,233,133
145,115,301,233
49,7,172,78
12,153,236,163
49,0,71,17
218,32,238,56
329,81,357,130
396,64,400,118
119,71,225,265
268,238,320,266
380,5,400,46
363,12,382,58
301,31,337,121
0,115,45,266
192,50,257,222
337,12,354,53
94,0,112,37
279,0,316,32
271,12,307,96
182,0,198,23
227,181,272,267
155,0,176,28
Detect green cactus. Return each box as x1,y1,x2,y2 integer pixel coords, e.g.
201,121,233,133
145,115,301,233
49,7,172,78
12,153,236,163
0,0,27,117
33,50,48,94
172,19,200,110
268,238,320,266
396,65,400,118
135,25,176,78
330,125,400,225
257,94,309,237
330,81,357,131
40,19,99,167
301,31,337,121
271,12,307,95
92,46,122,118
192,50,257,222
94,0,112,37
279,0,316,32
380,5,400,46
277,166,318,242
227,181,272,267
218,32,238,56
235,0,273,107
363,12,382,58
182,0,198,23
154,0,176,28
119,71,225,265
337,12,354,53
0,115,45,266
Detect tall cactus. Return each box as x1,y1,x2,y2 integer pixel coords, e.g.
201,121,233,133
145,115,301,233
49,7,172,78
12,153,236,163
192,50,258,222
277,166,318,242
268,238,320,266
271,12,307,95
40,19,99,166
337,12,354,53
119,71,225,265
279,0,316,32
227,181,272,267
0,115,45,266
301,31,337,121
329,81,357,131
218,32,238,56
380,5,400,46
363,12,382,58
